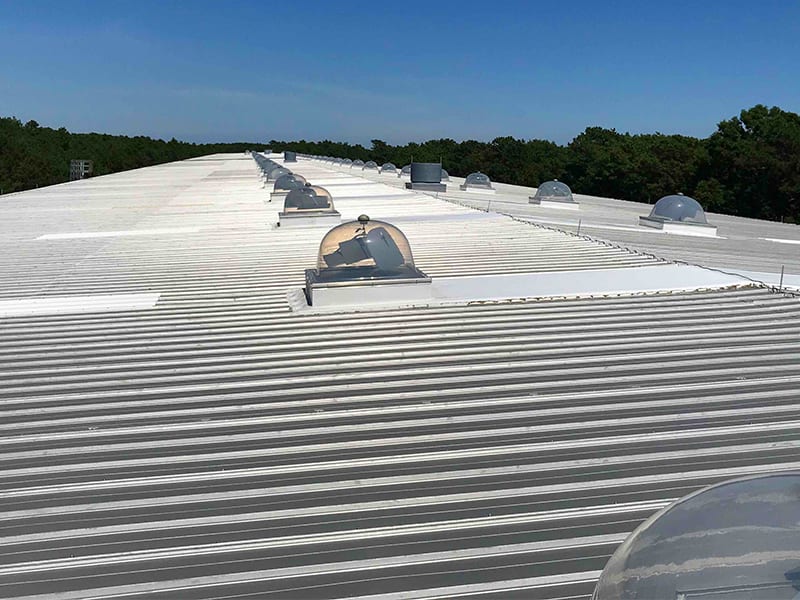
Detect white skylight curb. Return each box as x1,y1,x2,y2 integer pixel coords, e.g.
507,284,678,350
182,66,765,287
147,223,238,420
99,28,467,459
288,264,754,314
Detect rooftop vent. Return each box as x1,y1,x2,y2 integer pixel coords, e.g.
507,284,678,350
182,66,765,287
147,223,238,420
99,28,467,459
278,185,340,228
351,159,365,168
362,160,378,171
284,151,297,162
593,472,800,600
398,164,412,178
460,171,495,194
304,215,431,307
639,193,717,236
529,179,578,209
406,162,446,192
380,162,397,174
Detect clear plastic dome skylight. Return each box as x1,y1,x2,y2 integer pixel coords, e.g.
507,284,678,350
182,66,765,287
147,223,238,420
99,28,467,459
273,174,306,192
648,194,708,224
363,161,378,170
352,159,365,168
283,185,335,212
464,171,492,189
380,163,397,174
593,472,800,600
313,217,419,282
533,180,574,202
267,166,291,181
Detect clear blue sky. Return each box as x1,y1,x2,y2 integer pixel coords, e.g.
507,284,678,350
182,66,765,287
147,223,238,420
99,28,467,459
1,0,798,145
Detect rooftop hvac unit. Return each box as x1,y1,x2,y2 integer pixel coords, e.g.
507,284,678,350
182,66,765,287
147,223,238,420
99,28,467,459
284,151,297,162
406,162,446,192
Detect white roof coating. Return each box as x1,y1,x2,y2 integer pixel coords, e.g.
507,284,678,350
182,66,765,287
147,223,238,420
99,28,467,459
0,153,798,599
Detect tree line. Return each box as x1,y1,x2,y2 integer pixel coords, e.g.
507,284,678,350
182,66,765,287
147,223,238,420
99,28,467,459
2,105,799,223
0,117,254,195
273,105,800,223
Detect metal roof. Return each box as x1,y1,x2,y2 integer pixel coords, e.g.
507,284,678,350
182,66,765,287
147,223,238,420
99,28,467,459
405,174,800,280
1,154,798,599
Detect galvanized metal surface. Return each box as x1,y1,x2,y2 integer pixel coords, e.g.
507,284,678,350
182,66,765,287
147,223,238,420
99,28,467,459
395,171,800,277
1,155,798,599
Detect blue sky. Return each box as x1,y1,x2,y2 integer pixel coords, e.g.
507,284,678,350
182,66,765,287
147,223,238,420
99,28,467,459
1,0,798,145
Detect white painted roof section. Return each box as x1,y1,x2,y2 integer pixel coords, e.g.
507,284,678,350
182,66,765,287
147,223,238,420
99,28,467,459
0,293,160,317
371,170,800,282
0,153,798,599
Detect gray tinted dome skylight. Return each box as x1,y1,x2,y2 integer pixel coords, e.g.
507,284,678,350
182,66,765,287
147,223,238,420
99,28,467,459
363,161,378,170
267,166,291,181
535,180,573,201
441,169,450,181
306,185,333,206
316,218,416,276
465,172,492,188
283,186,335,212
593,472,800,600
273,174,305,192
380,162,397,173
649,194,708,224
399,165,412,177
352,159,365,168
342,158,353,165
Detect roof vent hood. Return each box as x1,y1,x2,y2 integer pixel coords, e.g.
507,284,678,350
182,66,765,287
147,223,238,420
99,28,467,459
639,193,717,237
406,162,446,192
529,179,579,209
284,151,297,162
304,215,431,307
460,171,495,194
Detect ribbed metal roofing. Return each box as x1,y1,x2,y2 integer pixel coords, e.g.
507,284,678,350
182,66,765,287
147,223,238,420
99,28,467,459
1,154,798,599
414,174,800,278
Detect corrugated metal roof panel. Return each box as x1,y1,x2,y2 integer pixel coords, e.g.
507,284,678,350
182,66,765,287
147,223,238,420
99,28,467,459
1,155,798,598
